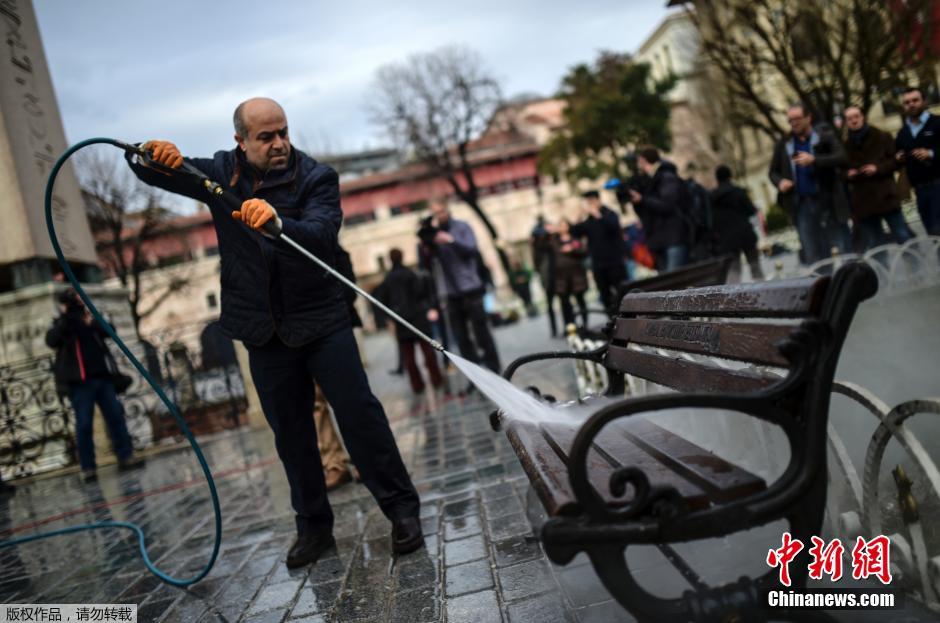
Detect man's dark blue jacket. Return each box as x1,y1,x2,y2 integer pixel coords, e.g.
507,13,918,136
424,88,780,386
895,113,940,186
128,147,348,347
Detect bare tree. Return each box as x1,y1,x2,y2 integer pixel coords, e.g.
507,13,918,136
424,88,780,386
77,149,191,330
686,0,940,140
369,45,511,275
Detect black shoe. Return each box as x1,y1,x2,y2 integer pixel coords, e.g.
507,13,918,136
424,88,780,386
117,456,145,472
391,516,424,555
81,469,98,483
0,481,15,497
286,532,336,569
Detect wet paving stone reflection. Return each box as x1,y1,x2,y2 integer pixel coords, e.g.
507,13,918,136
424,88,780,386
6,316,886,622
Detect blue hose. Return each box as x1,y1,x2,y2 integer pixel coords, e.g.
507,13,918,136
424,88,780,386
0,137,221,587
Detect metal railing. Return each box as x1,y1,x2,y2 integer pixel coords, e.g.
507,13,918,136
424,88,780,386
0,319,247,480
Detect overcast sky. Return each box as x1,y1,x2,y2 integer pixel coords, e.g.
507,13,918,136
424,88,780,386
34,0,672,158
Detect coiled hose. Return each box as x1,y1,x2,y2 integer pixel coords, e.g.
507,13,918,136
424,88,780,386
0,137,221,587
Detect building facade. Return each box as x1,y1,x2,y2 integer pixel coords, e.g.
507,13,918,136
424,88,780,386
634,12,724,186
646,5,940,216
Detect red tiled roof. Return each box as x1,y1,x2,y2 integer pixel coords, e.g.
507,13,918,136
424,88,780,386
94,210,213,245
341,140,538,194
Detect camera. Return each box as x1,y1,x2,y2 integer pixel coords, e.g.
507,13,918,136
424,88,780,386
611,152,651,204
417,216,440,248
57,288,83,314
609,174,650,205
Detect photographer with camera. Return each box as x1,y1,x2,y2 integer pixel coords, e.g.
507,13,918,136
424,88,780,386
568,190,626,315
45,289,144,482
418,201,501,379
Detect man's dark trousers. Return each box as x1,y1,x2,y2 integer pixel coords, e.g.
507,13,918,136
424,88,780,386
914,180,940,236
446,293,501,373
592,263,627,314
247,327,420,536
69,378,134,471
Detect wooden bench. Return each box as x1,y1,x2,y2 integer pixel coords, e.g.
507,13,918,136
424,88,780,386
492,262,878,622
581,255,735,340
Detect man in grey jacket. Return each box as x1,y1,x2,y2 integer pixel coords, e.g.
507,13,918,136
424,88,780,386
418,201,501,375
768,104,851,264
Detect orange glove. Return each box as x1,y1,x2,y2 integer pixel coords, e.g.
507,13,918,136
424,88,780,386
232,198,281,235
142,140,183,169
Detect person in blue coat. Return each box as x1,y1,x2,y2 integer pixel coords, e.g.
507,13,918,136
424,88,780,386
128,97,422,568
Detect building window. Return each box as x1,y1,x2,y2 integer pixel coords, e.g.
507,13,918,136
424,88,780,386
344,212,377,226
390,200,429,217
206,293,218,310
156,254,187,268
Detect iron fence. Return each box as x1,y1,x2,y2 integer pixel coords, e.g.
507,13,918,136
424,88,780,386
0,319,247,480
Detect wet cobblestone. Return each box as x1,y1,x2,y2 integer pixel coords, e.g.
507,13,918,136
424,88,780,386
3,313,934,622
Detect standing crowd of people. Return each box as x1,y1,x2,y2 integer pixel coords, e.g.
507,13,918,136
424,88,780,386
523,87,939,338
526,144,765,332
771,88,939,264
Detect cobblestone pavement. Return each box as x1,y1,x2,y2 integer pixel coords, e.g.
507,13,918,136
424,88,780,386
0,311,937,622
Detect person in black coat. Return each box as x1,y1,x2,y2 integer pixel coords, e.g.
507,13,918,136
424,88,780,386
129,97,422,568
768,105,851,264
894,86,940,236
627,147,691,272
45,288,144,482
530,216,558,337
710,166,765,282
569,190,626,314
375,248,444,395
844,106,914,249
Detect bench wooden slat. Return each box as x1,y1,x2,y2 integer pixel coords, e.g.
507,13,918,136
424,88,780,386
539,424,628,513
620,255,733,295
611,318,794,367
611,417,766,503
507,413,768,517
605,346,777,394
505,419,627,517
547,420,715,511
504,419,578,516
619,276,830,317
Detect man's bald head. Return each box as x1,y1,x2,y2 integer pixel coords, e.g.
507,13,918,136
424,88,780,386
233,97,291,172
233,98,284,137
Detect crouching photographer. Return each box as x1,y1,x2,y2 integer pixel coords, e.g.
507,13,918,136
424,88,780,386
45,289,144,482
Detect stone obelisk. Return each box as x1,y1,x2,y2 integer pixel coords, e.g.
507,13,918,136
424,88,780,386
0,0,97,286
0,1,150,481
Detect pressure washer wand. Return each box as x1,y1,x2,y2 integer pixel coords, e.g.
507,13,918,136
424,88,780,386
130,145,445,353
280,234,444,351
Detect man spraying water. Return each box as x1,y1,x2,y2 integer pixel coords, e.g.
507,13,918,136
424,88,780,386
127,97,423,568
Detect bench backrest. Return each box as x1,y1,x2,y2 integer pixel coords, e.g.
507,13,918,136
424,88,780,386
606,263,878,397
619,255,734,297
